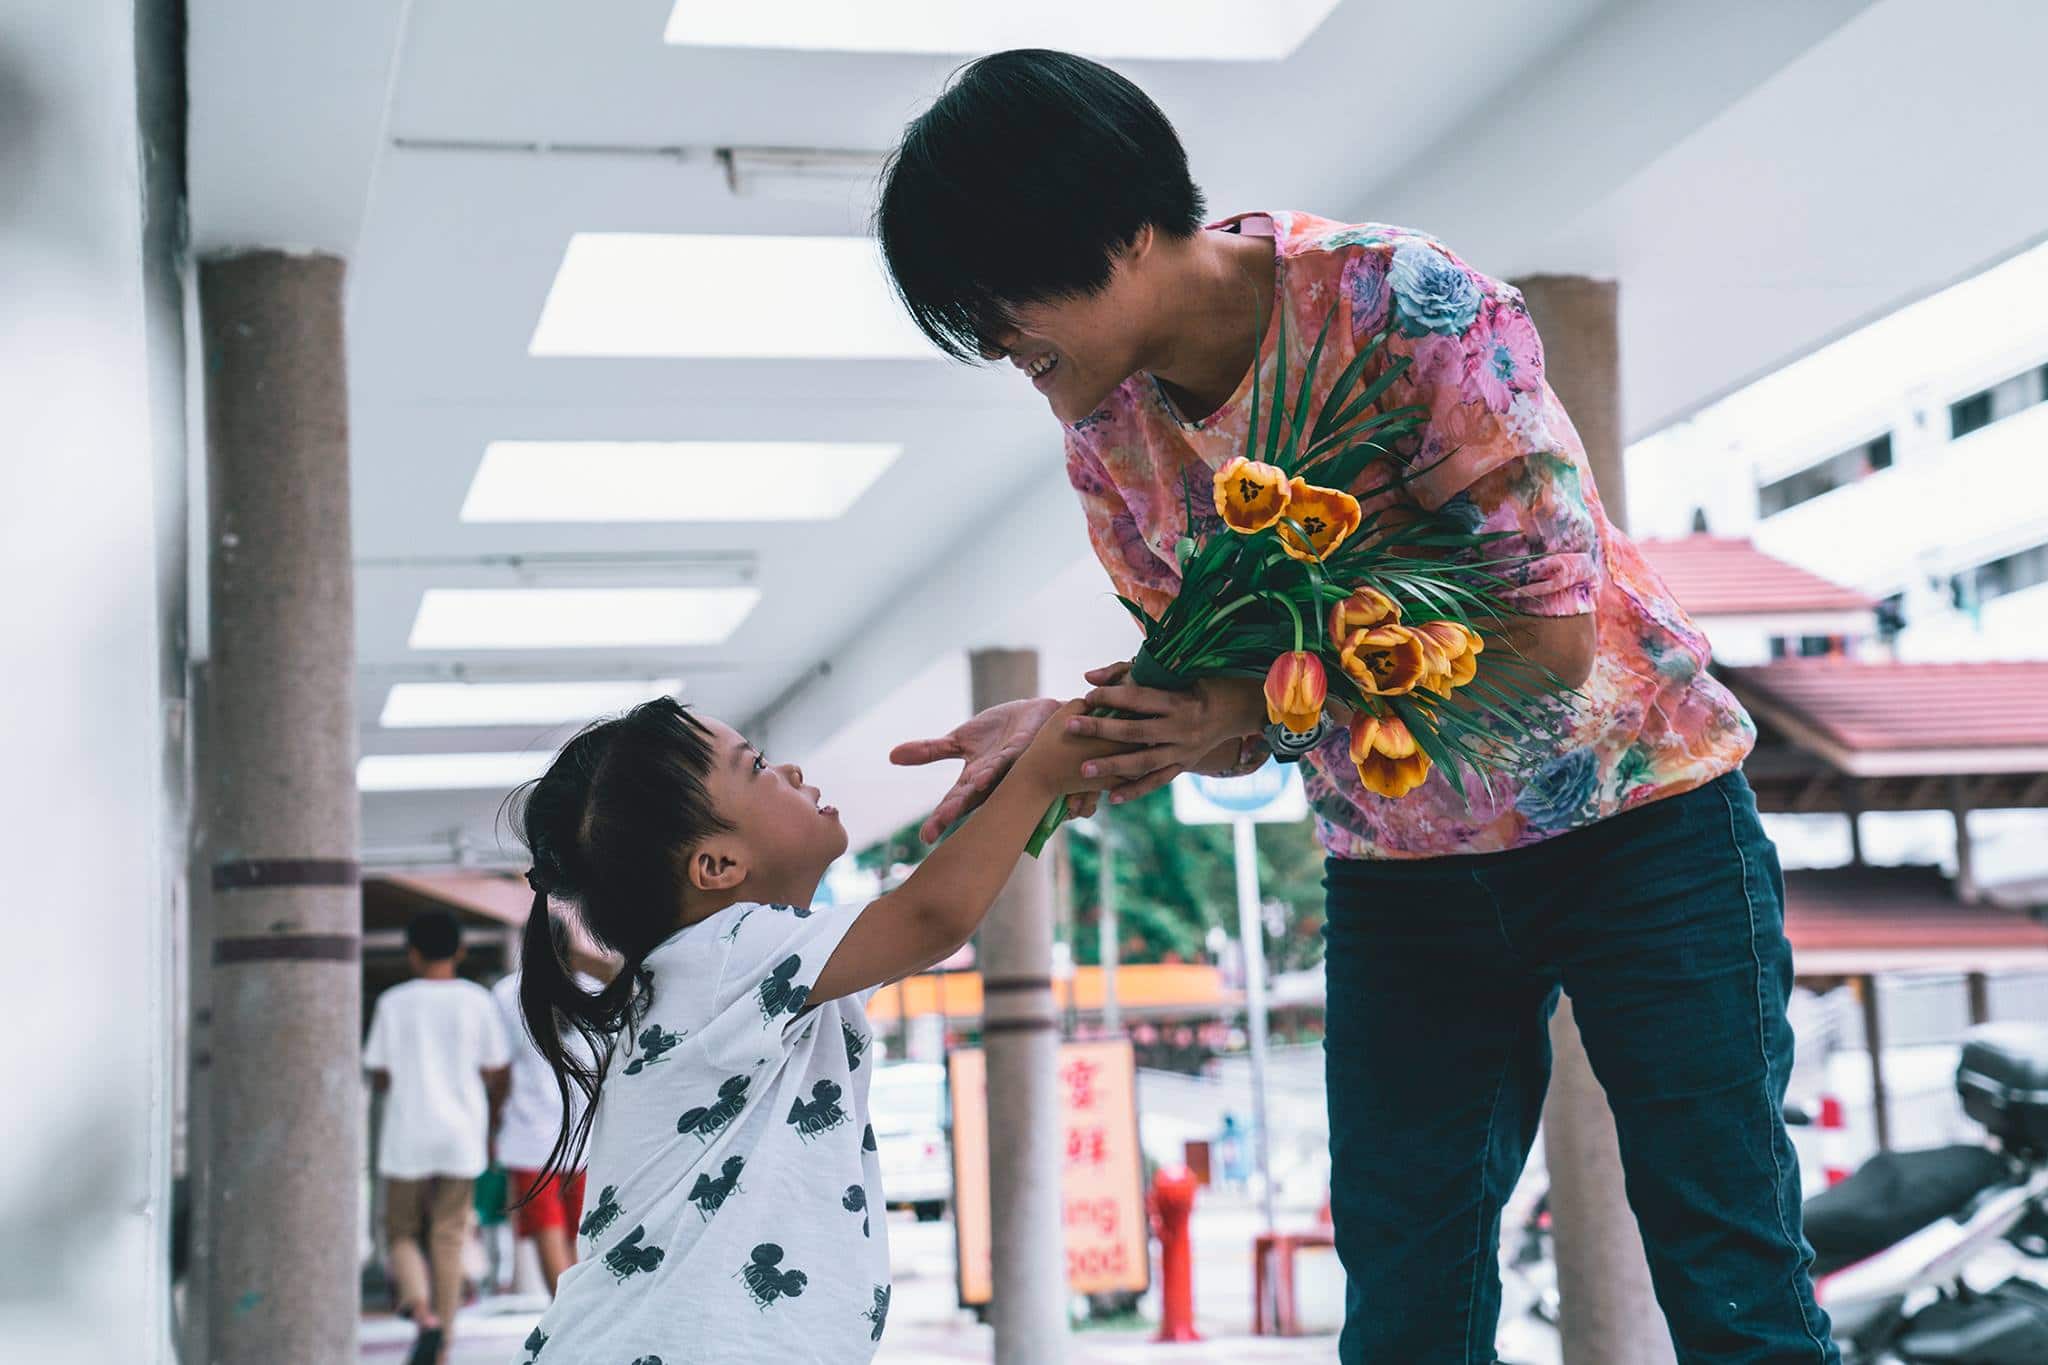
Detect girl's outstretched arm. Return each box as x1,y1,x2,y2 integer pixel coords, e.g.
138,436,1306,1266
807,700,1113,1006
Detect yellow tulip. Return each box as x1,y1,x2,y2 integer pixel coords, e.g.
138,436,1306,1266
1276,480,1363,562
1212,456,1291,534
1339,623,1430,696
1349,711,1433,798
1263,651,1328,735
1329,585,1401,640
1413,620,1483,695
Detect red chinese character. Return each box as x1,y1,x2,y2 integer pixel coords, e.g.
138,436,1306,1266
1061,1057,1101,1110
1066,1123,1109,1167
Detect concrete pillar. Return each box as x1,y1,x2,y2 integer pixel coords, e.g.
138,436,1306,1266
969,649,1068,1363
1096,817,1121,1035
1951,777,1979,904
197,251,363,1363
1515,274,1677,1364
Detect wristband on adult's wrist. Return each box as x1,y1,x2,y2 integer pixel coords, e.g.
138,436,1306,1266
1262,717,1328,763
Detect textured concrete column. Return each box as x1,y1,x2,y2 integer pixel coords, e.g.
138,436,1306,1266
197,251,362,1363
970,649,1068,1363
1514,274,1676,1364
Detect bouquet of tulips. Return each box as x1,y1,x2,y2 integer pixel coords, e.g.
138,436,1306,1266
1025,306,1570,855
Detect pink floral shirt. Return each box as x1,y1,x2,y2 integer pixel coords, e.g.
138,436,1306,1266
1064,212,1755,859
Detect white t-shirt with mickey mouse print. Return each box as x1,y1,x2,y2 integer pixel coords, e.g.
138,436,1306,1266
514,899,891,1365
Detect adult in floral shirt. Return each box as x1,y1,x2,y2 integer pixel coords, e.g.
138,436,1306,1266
880,51,1835,1364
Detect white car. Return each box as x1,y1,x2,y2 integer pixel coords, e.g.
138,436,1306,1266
870,1062,951,1220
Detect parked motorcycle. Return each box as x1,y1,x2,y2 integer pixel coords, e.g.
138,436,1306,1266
1804,1024,2048,1363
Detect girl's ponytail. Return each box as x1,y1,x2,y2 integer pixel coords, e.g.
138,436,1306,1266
504,698,728,1204
515,876,601,1202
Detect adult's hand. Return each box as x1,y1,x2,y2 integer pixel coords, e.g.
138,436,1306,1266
1065,662,1267,803
890,697,1100,844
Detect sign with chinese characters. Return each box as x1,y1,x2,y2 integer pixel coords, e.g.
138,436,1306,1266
948,1039,1148,1304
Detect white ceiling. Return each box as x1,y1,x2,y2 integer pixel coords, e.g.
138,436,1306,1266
183,0,2048,862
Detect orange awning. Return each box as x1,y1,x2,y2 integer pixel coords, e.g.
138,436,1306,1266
868,963,1240,1023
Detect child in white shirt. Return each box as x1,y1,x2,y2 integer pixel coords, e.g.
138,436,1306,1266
505,696,1106,1364
364,910,511,1365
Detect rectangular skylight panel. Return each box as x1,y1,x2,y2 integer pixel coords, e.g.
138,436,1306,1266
407,587,760,650
378,679,683,728
530,234,932,359
460,441,900,523
664,0,1343,61
358,751,553,793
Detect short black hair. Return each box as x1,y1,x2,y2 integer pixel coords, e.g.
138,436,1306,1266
876,49,1206,361
406,909,462,962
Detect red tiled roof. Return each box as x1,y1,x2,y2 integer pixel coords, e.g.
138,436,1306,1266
1726,659,2048,752
1637,535,1874,616
1782,865,2048,972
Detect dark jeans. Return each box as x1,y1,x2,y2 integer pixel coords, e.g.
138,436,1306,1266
1322,771,1838,1363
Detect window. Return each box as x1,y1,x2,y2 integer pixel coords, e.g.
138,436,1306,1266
1876,594,1906,640
1955,541,2048,608
1769,635,1845,659
1757,434,1894,517
1951,391,1994,440
1949,365,2048,441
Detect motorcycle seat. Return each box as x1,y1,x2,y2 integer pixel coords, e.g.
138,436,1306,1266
1803,1145,2011,1276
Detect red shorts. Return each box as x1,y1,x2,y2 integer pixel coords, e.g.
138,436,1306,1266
507,1166,586,1239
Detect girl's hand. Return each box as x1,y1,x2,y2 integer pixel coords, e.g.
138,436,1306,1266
890,697,1099,843
1063,663,1267,803
1015,700,1129,797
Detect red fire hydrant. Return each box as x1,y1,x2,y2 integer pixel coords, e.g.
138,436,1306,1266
1151,1164,1202,1342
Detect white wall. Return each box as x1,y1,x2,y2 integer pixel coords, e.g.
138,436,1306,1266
0,3,180,1360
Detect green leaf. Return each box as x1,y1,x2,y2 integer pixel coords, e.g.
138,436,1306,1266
1287,309,1334,472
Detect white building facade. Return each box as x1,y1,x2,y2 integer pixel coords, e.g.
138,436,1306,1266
1627,240,2048,881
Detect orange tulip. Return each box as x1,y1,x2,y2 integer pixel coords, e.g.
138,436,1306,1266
1348,711,1433,798
1414,620,1484,694
1263,651,1327,735
1339,623,1430,696
1212,456,1291,534
1328,585,1401,640
1276,479,1363,562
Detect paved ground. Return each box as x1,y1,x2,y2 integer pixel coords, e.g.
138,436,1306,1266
364,1192,1563,1363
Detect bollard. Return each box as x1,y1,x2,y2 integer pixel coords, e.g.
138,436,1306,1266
1152,1165,1202,1342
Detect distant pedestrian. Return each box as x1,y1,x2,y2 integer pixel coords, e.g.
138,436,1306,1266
364,910,512,1365
492,925,605,1295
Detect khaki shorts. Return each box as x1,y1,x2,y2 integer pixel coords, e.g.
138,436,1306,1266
383,1174,474,1248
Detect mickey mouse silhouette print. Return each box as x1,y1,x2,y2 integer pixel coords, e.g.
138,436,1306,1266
578,1184,622,1240
863,1284,891,1343
756,954,809,1022
676,1074,750,1141
843,1019,869,1071
689,1155,746,1220
842,1183,869,1237
738,1243,808,1309
787,1078,848,1140
622,1023,684,1075
603,1225,665,1283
